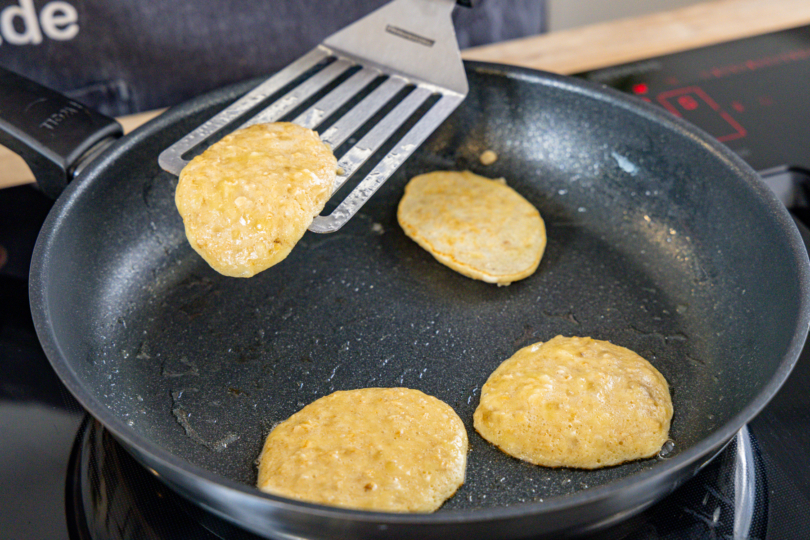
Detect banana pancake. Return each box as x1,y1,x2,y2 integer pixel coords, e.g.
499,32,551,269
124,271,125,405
397,170,546,285
474,336,673,469
175,122,336,278
257,387,468,512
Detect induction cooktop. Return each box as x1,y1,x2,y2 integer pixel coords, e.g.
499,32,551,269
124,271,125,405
577,23,810,212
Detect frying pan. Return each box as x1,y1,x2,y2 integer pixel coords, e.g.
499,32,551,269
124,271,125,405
4,62,808,539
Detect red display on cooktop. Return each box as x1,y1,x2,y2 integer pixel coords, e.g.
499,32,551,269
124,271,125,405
655,86,747,143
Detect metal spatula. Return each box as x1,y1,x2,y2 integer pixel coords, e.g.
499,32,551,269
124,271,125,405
159,0,469,233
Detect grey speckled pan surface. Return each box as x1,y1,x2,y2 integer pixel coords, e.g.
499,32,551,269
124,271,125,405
30,63,810,539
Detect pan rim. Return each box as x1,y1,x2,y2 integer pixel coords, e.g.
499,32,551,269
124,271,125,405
29,61,810,531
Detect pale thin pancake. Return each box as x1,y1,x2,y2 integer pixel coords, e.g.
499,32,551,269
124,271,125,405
257,388,468,512
397,170,546,285
175,122,336,278
474,336,673,469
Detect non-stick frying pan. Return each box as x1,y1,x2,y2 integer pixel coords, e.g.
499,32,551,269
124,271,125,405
4,62,808,539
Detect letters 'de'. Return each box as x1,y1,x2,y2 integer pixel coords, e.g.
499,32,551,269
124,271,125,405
0,0,79,45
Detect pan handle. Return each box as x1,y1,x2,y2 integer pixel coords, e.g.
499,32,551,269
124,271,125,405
0,67,123,199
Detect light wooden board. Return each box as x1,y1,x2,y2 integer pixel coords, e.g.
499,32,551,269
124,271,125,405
463,0,810,74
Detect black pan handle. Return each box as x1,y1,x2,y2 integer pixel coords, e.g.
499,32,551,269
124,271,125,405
456,0,477,6
0,67,122,199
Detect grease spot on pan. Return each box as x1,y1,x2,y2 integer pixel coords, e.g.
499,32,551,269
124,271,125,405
171,389,239,452
611,151,639,175
657,439,676,459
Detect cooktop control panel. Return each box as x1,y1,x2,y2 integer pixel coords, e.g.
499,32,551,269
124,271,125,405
577,24,810,209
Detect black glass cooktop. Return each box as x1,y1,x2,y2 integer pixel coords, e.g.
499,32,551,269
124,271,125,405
577,23,810,180
3,23,810,540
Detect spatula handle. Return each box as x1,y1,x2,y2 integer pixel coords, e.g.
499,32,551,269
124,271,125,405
0,67,122,198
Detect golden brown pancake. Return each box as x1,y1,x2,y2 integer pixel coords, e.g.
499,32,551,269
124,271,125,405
175,122,336,277
474,336,673,469
397,170,546,285
257,388,468,512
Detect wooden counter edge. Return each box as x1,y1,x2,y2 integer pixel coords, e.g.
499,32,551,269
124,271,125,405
462,0,810,74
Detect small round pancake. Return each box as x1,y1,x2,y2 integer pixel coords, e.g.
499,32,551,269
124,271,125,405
397,170,546,285
175,122,336,278
257,388,468,512
474,336,673,469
